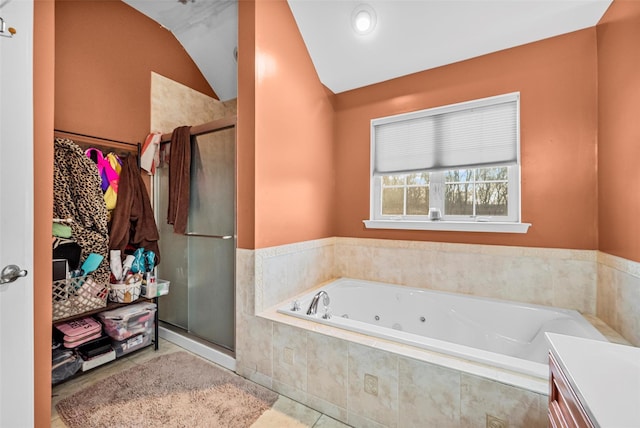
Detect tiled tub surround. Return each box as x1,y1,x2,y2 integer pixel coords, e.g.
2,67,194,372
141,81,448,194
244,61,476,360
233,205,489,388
276,278,607,379
237,238,640,427
333,238,599,316
254,238,599,316
597,252,640,346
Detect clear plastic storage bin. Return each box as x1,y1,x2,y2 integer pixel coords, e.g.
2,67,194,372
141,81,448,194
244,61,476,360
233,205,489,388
97,302,156,341
111,332,152,357
141,279,170,298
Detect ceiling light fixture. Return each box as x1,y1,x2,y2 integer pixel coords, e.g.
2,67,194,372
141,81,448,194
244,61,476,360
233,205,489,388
351,4,376,36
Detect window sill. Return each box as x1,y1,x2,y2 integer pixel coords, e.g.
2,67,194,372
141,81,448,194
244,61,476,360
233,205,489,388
363,220,531,234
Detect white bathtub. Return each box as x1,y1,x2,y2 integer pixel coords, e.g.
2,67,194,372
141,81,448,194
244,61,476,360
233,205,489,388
277,278,607,379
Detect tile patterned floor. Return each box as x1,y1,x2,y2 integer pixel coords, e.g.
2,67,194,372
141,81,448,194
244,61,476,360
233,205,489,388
51,338,350,428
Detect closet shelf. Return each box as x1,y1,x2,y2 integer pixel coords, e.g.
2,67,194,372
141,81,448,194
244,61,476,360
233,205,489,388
53,297,158,325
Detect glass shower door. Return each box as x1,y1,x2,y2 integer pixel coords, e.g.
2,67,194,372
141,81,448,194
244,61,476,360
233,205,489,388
156,126,235,351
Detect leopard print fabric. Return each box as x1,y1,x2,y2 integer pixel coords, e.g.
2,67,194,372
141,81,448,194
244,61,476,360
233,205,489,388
53,138,110,285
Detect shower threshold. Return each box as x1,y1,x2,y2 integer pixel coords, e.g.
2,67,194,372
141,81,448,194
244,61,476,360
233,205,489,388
159,321,236,371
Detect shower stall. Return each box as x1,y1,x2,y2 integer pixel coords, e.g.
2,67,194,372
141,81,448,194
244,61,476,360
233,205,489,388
154,121,236,365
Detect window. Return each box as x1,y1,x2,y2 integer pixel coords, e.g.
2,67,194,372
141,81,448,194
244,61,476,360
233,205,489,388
380,173,430,217
366,92,530,233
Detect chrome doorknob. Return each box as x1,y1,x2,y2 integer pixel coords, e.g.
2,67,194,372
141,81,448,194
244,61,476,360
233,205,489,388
0,264,28,284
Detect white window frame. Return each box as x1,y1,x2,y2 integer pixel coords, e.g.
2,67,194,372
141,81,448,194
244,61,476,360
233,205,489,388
365,93,531,234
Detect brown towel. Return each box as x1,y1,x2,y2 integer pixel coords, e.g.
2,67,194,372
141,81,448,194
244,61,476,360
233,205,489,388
167,126,192,234
109,154,161,264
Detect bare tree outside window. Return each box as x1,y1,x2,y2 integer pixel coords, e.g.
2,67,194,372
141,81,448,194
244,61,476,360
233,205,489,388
380,168,508,219
445,167,508,216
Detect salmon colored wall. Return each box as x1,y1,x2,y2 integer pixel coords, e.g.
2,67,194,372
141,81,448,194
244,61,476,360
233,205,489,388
55,0,215,143
237,0,256,250
34,2,55,425
597,0,640,263
252,0,335,248
334,29,599,250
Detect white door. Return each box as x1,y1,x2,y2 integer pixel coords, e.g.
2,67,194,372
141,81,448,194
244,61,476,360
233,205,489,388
0,1,35,426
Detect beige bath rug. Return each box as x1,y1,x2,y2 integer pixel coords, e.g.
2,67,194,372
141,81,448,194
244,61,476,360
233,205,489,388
56,351,278,428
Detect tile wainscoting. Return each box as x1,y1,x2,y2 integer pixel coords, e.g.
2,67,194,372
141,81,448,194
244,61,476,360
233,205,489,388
235,238,639,427
597,252,640,346
254,238,599,315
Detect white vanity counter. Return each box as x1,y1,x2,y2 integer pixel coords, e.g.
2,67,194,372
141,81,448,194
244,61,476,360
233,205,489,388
546,332,640,428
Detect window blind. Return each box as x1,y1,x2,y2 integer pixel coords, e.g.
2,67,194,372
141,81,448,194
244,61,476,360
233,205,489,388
373,93,519,175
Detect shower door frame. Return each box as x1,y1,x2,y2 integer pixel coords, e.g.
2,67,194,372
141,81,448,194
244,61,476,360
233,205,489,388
153,116,237,354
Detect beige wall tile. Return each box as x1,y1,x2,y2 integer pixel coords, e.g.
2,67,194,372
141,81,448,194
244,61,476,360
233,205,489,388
334,243,373,280
397,248,438,288
150,72,227,134
398,357,461,427
236,364,273,391
595,254,640,346
236,311,273,378
435,252,505,297
307,331,348,408
333,238,597,310
367,246,408,285
256,239,335,311
273,323,308,392
500,256,553,306
236,249,256,316
460,374,546,428
597,263,618,328
617,271,640,345
347,343,398,427
551,258,597,314
581,314,630,344
272,379,309,408
261,253,289,308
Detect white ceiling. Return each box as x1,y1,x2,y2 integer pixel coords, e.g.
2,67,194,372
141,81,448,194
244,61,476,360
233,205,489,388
288,0,613,94
123,0,613,100
123,0,238,101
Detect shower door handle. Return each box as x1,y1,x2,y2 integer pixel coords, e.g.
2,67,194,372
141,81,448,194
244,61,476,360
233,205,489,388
185,233,233,239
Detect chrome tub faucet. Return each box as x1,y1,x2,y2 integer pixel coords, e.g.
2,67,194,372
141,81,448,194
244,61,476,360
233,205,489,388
306,290,330,316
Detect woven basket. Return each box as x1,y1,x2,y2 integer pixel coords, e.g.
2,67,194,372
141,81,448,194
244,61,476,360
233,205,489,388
108,280,142,303
52,276,108,321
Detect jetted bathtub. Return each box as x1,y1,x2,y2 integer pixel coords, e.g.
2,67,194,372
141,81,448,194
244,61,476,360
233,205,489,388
277,278,607,379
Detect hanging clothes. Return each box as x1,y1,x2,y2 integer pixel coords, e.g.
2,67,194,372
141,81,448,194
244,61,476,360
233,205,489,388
140,131,161,175
167,126,192,234
109,154,161,265
53,138,110,285
85,148,122,213
103,152,122,212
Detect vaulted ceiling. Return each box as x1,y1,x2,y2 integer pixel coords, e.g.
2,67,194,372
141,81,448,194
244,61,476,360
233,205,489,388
123,0,238,101
123,0,613,100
